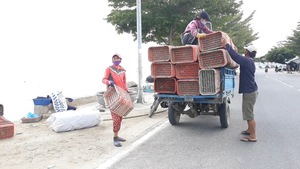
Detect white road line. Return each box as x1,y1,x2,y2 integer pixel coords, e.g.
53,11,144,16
267,76,294,88
97,120,169,169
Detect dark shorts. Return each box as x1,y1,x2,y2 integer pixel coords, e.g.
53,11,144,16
242,91,258,120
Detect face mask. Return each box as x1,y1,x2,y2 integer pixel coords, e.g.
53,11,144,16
201,21,206,26
113,60,121,66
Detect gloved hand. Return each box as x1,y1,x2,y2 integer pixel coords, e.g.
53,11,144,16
109,81,114,87
196,33,206,39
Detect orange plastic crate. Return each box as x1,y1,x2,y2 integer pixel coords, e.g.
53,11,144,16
0,116,14,140
148,46,173,62
175,62,200,79
198,49,239,69
170,45,199,64
154,78,176,94
151,62,175,78
103,85,134,117
199,69,221,95
198,31,237,52
176,79,200,96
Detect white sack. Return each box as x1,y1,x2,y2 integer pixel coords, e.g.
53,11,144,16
46,109,102,132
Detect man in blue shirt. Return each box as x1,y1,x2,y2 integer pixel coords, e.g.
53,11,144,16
222,38,258,142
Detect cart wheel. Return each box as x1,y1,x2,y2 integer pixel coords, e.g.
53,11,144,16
160,101,169,108
219,99,230,128
168,103,181,125
149,98,161,118
0,104,3,116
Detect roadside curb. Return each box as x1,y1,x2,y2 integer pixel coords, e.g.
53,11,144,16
77,100,167,121
67,95,97,107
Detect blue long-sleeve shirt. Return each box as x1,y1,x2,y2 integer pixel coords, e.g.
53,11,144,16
225,44,258,93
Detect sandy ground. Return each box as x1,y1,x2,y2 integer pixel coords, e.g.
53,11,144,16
0,102,168,169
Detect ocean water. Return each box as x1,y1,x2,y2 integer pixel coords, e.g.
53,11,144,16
0,0,154,121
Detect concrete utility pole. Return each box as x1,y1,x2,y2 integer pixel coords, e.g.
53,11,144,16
136,0,144,103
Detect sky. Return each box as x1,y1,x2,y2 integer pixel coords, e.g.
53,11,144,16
0,0,299,120
241,0,299,57
1,0,299,84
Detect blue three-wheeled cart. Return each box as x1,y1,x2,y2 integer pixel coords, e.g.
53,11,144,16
149,68,235,128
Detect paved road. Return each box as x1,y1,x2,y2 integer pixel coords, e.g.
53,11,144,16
103,69,300,169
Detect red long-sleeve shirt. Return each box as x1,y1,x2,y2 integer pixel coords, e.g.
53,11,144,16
102,65,128,91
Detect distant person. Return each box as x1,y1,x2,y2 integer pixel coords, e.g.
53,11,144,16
146,75,154,83
221,38,258,143
265,65,269,73
287,65,292,73
143,75,155,93
180,11,213,45
102,53,128,147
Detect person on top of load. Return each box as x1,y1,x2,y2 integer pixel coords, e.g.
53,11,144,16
180,11,213,45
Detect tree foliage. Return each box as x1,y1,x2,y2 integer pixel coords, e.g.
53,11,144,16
264,46,295,64
106,0,258,51
285,21,300,56
263,20,299,62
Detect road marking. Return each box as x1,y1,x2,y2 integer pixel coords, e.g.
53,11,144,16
267,76,293,88
97,120,169,169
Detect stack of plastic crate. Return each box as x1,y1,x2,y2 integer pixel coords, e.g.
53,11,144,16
198,31,238,69
198,31,238,95
171,45,200,95
147,31,238,96
148,45,176,94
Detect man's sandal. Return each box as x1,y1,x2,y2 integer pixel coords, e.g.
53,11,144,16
240,137,257,142
241,130,250,135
